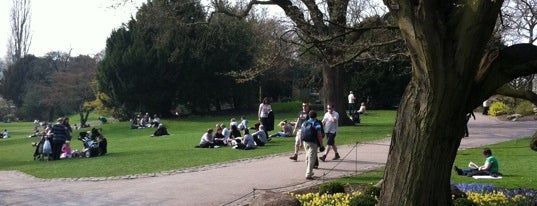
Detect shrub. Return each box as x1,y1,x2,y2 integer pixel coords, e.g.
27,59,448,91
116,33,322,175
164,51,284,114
514,101,535,116
271,101,301,113
453,197,477,206
349,194,377,206
489,101,511,116
361,185,381,197
319,181,346,194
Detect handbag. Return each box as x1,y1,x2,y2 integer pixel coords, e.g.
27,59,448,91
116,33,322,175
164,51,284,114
43,139,52,154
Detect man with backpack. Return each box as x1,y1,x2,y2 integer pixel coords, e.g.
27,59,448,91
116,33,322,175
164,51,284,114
300,110,324,180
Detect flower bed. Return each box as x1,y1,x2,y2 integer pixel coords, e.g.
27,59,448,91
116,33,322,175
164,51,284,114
291,192,361,206
290,183,537,206
455,183,537,205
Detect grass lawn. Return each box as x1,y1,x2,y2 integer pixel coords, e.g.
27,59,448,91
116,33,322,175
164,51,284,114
332,137,537,190
0,105,396,179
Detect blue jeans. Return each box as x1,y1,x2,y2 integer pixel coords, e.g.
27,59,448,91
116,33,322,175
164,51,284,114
462,169,493,176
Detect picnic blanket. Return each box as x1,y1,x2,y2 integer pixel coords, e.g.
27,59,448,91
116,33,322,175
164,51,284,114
472,175,503,179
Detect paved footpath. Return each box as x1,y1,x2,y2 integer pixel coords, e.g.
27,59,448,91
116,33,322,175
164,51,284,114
1,114,536,206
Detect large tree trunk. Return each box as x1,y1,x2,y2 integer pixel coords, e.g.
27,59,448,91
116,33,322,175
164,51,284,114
323,63,354,125
381,43,537,205
380,74,468,205
380,0,504,205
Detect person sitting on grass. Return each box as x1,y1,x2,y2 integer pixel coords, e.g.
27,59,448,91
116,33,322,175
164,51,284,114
454,147,500,177
230,124,242,139
198,128,215,148
221,124,231,146
357,102,367,114
251,124,267,146
60,141,72,159
234,129,256,150
269,120,293,138
150,124,169,137
214,126,227,146
238,116,248,131
230,118,238,128
2,129,9,138
29,126,41,138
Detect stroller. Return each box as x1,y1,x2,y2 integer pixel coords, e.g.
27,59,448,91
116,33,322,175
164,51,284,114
351,110,361,124
33,136,51,161
78,132,100,158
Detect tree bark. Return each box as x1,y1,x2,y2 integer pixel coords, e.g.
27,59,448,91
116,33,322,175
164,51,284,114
380,0,505,205
322,63,348,122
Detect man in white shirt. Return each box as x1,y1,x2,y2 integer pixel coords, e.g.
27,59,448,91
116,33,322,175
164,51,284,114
348,91,356,114
320,104,340,161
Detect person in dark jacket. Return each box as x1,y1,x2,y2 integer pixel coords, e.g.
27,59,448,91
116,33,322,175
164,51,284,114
151,124,170,137
51,118,70,160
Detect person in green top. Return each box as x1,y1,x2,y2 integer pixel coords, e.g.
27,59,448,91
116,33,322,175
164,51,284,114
454,148,500,177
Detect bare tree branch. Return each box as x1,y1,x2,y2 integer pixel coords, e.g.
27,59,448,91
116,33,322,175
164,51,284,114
8,0,32,65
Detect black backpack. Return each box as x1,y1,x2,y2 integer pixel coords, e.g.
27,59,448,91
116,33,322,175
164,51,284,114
301,121,317,142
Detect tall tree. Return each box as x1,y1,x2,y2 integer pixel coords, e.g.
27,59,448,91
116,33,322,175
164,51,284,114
38,55,97,124
99,0,257,116
214,0,397,124
0,55,42,107
224,14,297,103
8,0,32,65
379,1,537,205
498,0,537,100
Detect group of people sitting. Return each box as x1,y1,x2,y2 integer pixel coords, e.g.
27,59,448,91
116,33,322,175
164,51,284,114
197,117,272,150
130,113,161,129
32,117,108,160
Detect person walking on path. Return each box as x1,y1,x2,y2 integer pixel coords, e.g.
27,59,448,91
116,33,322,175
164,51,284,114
300,110,324,180
482,99,492,115
348,91,356,114
464,112,476,137
290,102,310,161
320,104,340,161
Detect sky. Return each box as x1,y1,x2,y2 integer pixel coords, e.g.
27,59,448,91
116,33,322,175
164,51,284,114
0,0,144,59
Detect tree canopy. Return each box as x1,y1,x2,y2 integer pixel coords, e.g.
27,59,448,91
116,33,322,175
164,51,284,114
98,0,259,117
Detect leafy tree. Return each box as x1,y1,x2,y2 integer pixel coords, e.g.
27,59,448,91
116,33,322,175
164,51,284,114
189,12,257,111
37,55,97,125
0,52,98,121
0,55,49,108
211,0,537,204
99,0,259,116
379,1,537,205
347,59,410,109
214,0,399,124
345,15,410,109
99,0,209,116
223,12,298,103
